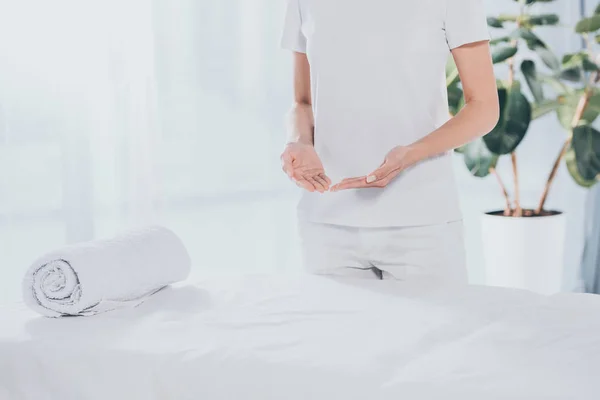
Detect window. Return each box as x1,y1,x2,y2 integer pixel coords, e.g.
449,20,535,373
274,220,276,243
0,0,302,304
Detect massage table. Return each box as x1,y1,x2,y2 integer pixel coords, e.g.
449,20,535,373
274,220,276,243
1,274,599,399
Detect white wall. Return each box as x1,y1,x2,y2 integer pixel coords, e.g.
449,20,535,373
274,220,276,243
456,0,587,289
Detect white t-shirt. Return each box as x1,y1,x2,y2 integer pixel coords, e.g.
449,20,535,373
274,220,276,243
281,0,490,227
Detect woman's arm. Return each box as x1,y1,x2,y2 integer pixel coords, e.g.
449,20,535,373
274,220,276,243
332,40,498,191
286,52,314,145
406,40,499,163
281,52,331,192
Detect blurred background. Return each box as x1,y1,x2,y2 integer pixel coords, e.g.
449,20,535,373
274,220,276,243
0,0,595,305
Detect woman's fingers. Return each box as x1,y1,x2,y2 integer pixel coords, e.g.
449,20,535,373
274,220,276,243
292,168,319,192
282,165,293,178
331,177,368,191
313,174,330,191
307,176,326,193
332,168,403,191
294,177,315,192
366,160,400,184
321,173,332,186
294,170,332,193
282,153,331,192
382,169,402,185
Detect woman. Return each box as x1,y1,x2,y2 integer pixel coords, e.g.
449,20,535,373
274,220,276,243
280,0,499,284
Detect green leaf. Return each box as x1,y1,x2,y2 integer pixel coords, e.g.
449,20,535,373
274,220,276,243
595,34,600,44
492,46,518,64
596,3,600,15
523,14,560,26
514,29,560,71
447,83,463,116
561,52,598,71
512,28,540,43
487,17,504,28
461,138,499,178
557,93,582,130
536,47,561,71
483,84,532,155
540,74,573,95
557,91,600,130
521,60,544,103
498,14,520,23
560,67,583,82
575,15,600,33
583,58,600,71
532,99,560,119
490,36,512,45
565,147,598,188
445,55,459,87
557,52,597,83
496,79,508,90
571,125,600,181
562,52,584,69
585,93,600,120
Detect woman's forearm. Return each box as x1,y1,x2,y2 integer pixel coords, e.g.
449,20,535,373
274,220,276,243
407,98,500,164
286,102,315,145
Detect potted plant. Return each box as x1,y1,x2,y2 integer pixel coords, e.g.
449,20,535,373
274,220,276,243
448,0,600,294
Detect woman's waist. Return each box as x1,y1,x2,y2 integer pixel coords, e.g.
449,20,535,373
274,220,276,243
297,176,462,227
318,148,454,183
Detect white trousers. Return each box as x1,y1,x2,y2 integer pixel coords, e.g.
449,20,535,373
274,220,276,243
298,220,468,285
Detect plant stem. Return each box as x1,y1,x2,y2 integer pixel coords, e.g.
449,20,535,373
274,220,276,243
507,52,516,84
511,153,522,216
535,90,592,214
506,8,523,217
536,139,572,215
584,34,593,54
507,52,521,216
491,167,512,215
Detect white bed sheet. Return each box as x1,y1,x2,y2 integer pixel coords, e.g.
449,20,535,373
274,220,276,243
1,274,600,400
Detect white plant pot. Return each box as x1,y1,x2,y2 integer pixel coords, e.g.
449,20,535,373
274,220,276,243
481,211,566,295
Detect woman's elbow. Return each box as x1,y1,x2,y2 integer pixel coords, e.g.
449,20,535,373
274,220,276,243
464,92,500,135
482,95,500,134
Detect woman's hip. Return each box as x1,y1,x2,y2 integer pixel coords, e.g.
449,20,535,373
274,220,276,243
297,219,467,284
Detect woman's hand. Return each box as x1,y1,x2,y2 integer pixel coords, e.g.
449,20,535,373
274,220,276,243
281,142,331,193
331,146,417,191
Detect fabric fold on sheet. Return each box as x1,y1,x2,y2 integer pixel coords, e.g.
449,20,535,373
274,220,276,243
22,226,191,317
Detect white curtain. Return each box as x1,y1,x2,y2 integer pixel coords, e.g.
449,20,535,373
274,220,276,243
0,0,302,304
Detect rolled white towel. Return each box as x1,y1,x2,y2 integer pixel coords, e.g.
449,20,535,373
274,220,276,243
22,226,191,317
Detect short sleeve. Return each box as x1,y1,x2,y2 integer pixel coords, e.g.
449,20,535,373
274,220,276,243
445,0,490,50
280,0,307,53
